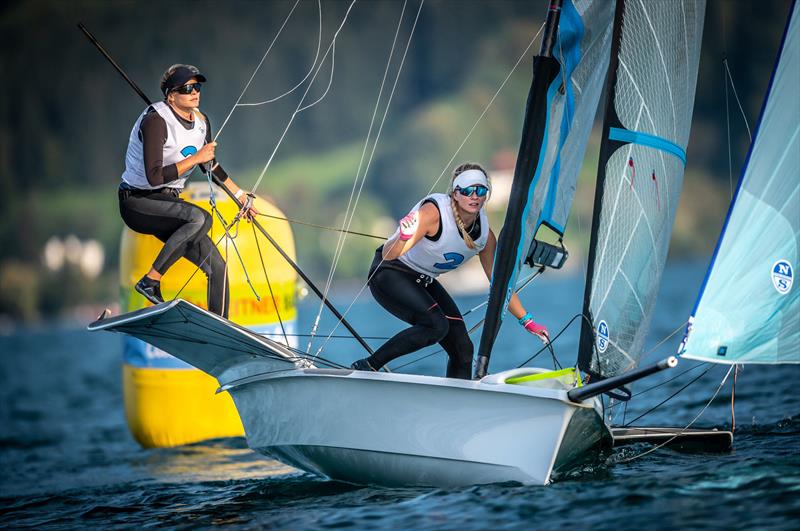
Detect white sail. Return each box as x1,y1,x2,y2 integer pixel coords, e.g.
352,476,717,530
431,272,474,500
681,2,800,365
579,0,706,378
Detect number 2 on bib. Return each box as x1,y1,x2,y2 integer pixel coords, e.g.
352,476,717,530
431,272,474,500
434,252,465,270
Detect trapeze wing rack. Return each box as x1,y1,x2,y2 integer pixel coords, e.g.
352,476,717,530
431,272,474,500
88,299,304,379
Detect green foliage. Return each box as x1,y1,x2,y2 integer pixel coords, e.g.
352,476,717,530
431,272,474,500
0,0,792,321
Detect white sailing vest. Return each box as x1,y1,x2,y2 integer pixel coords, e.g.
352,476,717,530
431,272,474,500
121,101,207,190
398,193,489,277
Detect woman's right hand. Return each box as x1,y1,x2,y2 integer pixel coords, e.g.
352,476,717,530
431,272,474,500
398,210,420,241
194,141,217,164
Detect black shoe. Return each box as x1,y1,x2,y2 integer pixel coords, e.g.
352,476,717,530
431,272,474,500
350,358,376,371
135,276,164,305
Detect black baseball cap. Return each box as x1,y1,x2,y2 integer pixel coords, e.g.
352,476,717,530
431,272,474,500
160,64,207,96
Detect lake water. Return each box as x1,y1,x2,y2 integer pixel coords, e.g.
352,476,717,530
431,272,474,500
1,262,798,529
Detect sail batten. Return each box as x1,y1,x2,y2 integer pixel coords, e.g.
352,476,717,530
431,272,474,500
579,0,706,379
681,1,800,365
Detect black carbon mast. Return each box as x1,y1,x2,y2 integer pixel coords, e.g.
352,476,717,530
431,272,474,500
474,0,563,379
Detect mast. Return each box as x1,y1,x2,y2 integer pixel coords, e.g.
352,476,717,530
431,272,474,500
474,0,564,379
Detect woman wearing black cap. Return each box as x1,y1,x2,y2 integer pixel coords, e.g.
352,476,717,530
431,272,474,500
118,64,255,317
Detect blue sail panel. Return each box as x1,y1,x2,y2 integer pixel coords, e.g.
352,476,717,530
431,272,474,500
504,0,614,321
681,2,800,365
536,0,614,234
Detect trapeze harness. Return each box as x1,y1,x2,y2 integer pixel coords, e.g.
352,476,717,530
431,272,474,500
365,193,489,379
118,101,229,317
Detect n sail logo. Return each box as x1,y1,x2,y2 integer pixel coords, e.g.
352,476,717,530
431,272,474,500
596,320,609,353
771,260,793,295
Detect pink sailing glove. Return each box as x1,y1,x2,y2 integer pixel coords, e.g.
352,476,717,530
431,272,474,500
398,210,420,241
519,313,549,344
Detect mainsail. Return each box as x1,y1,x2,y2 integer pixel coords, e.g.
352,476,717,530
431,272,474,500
476,0,613,377
578,0,706,379
681,1,800,365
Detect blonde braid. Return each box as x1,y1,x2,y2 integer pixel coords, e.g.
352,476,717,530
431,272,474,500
451,195,477,249
449,162,490,250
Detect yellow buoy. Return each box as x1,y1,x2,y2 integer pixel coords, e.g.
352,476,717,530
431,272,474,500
119,182,297,448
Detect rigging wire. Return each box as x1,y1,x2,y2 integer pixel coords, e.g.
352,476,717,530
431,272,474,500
723,61,753,143
237,1,324,107
308,0,415,354
255,212,386,240
722,58,753,201
314,19,547,358
249,0,358,196
297,38,337,112
251,221,290,347
719,3,751,200
213,0,307,141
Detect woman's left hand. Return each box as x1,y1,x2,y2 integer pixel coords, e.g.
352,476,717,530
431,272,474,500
238,193,259,222
520,315,549,344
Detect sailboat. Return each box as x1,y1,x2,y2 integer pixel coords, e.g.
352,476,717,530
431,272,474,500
89,0,729,487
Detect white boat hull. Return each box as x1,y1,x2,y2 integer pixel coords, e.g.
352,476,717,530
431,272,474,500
89,301,610,487
224,369,608,486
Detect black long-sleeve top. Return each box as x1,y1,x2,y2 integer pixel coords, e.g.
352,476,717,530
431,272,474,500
138,105,230,187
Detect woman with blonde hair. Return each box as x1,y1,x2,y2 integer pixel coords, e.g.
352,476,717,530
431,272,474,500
352,163,548,379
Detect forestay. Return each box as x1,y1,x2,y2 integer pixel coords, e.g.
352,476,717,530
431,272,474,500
579,0,706,378
681,2,800,365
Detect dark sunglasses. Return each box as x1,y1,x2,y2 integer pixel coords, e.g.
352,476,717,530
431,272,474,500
172,82,202,95
456,185,489,198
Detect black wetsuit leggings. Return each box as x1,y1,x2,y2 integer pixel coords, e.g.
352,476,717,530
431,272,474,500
365,255,473,379
118,187,229,317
